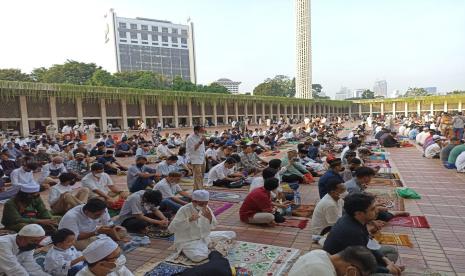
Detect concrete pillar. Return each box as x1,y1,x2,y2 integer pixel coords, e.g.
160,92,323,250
430,102,434,115
459,101,462,112
349,105,352,117
224,103,229,124
369,104,373,116
261,103,266,120
19,96,29,136
173,100,179,128
76,97,83,124
100,99,107,132
297,104,300,119
157,99,163,126
416,101,421,115
291,104,295,119
444,100,448,113
404,102,408,117
244,103,249,121
277,103,281,120
49,97,58,126
212,102,218,126
187,99,193,127
253,102,257,124
121,99,128,130
200,101,206,125
234,102,239,121
140,99,146,125
358,104,362,116
392,102,396,115
380,103,384,115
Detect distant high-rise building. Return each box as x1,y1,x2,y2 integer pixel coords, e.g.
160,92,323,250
373,80,388,97
335,87,351,100
215,78,241,94
295,0,312,99
354,89,366,98
424,87,438,94
104,9,197,83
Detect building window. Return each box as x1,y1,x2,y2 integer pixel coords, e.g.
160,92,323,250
142,41,148,44
141,24,148,30
181,29,188,35
172,28,178,34
130,23,137,29
119,31,127,38
171,37,178,43
141,33,148,40
162,36,168,42
130,32,138,39
131,40,138,44
152,42,159,45
181,45,187,48
120,39,127,43
162,43,169,47
151,34,158,41
181,37,187,44
119,22,127,29
162,27,168,33
151,26,158,32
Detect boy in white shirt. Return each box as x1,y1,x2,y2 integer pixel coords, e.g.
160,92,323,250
49,173,90,215
44,228,85,276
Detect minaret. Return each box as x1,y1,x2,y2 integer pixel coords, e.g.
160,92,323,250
295,0,312,99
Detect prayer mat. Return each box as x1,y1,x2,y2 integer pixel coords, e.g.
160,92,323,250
277,217,309,229
369,179,403,188
365,160,389,164
144,262,189,276
366,162,391,169
208,184,250,192
208,191,247,203
375,173,400,179
166,238,235,266
369,154,386,160
373,232,413,248
147,226,175,241
388,216,430,228
366,187,404,211
209,201,234,217
291,204,315,218
227,241,301,276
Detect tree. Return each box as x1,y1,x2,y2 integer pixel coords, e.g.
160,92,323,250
253,75,294,97
403,87,430,97
0,69,31,81
114,71,170,90
361,89,375,99
88,69,124,87
447,90,465,95
311,84,329,99
33,60,100,85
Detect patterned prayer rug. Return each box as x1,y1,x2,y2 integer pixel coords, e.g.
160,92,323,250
227,241,301,276
388,216,430,228
146,226,175,241
366,187,404,211
291,204,315,218
369,154,386,160
369,179,403,188
209,201,234,217
166,238,235,266
375,173,400,179
277,217,309,229
374,232,413,247
144,262,188,276
208,191,247,203
366,162,392,168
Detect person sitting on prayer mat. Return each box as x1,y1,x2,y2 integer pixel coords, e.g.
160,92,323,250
207,157,244,188
340,156,361,182
167,190,236,263
127,156,159,193
39,156,67,188
448,142,465,168
2,182,59,234
58,198,126,251
240,178,282,225
76,236,133,276
177,250,233,276
81,163,128,207
10,161,40,189
97,150,128,175
323,192,405,275
115,190,170,234
280,150,311,184
289,246,377,276
424,135,444,159
44,228,85,276
156,155,181,177
318,158,345,199
49,172,90,215
153,172,191,212
441,137,460,168
0,224,50,276
382,131,400,148
311,178,346,236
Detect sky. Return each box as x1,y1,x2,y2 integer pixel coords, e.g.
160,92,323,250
1,0,464,98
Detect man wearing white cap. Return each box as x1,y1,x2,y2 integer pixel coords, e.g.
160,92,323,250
76,236,133,276
168,190,236,262
0,224,51,275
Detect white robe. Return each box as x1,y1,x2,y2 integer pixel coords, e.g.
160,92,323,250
167,203,235,262
75,266,133,276
0,234,51,276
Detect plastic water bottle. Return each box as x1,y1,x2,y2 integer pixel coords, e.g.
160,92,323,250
294,191,301,206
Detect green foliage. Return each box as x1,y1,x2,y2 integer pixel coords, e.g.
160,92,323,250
0,69,32,81
88,69,124,87
312,84,328,99
362,89,375,99
447,90,465,95
34,60,100,85
253,75,294,97
402,87,430,97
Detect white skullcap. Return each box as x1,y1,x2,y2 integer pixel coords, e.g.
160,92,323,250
192,190,210,201
20,183,40,193
18,224,45,237
432,135,440,140
83,236,118,264
37,146,46,150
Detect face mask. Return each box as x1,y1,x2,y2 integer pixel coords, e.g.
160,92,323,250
109,255,126,272
19,243,38,252
94,173,103,178
340,191,349,199
136,163,144,168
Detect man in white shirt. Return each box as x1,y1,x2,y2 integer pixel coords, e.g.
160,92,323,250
39,156,67,187
424,136,443,159
77,236,133,276
416,127,430,145
156,155,180,177
154,172,191,212
168,190,236,262
58,198,124,251
81,163,127,206
311,179,346,235
186,126,206,190
10,162,39,188
205,143,219,170
207,158,242,187
156,139,175,159
48,172,90,215
0,224,50,276
289,246,377,276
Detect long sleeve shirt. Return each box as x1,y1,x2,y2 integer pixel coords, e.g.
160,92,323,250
1,197,52,227
186,134,205,165
44,246,83,276
0,234,51,276
10,167,38,187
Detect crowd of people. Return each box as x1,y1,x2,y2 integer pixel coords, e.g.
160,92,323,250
0,113,420,276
